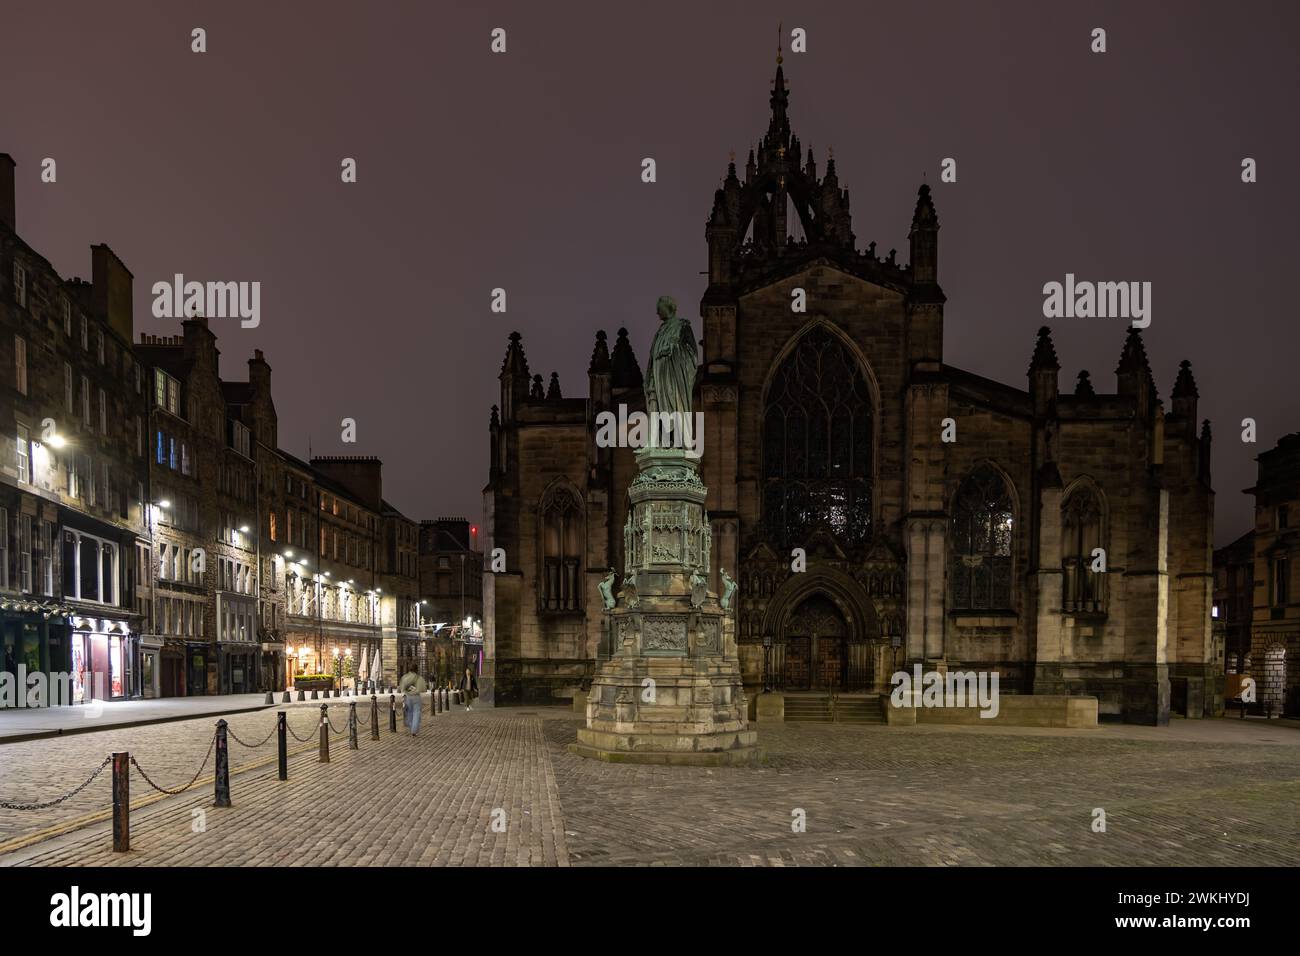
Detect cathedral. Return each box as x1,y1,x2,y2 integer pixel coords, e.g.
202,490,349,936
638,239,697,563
482,61,1220,725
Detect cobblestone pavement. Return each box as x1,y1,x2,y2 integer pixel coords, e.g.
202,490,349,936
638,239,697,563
1,706,1297,866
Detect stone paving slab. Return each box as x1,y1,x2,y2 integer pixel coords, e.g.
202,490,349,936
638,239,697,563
0,707,1296,866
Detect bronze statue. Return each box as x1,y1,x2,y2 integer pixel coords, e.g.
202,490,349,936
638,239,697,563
645,296,698,422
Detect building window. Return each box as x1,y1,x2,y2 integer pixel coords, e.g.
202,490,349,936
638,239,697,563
62,529,118,604
80,316,88,351
0,508,7,589
136,416,144,457
1272,556,1290,607
62,296,72,335
951,464,1015,611
98,387,107,435
154,369,181,416
82,375,91,426
64,363,74,412
539,485,582,612
181,442,191,475
97,330,105,365
67,454,79,498
762,326,873,550
17,514,32,592
168,436,177,471
1279,505,1289,530
40,521,54,596
15,423,30,484
12,261,27,308
1062,484,1105,613
14,335,27,394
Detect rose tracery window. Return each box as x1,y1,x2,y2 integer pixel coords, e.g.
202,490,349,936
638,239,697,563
951,464,1014,610
762,327,873,550
540,486,582,613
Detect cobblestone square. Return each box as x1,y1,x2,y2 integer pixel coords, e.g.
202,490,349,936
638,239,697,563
1,703,1297,867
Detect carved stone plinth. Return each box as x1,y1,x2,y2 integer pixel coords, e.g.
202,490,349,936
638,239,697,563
571,448,759,766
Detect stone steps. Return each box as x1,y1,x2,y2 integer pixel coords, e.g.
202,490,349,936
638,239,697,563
784,696,833,722
834,695,885,724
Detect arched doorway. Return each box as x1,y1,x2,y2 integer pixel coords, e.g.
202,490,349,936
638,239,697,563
785,594,848,690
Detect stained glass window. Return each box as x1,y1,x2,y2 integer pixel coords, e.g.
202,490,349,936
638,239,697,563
762,327,873,550
951,464,1014,610
540,486,582,612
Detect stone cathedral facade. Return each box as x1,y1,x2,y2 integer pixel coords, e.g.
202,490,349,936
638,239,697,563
482,63,1220,724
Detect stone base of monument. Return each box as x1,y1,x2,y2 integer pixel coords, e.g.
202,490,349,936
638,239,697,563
570,657,760,766
569,444,760,767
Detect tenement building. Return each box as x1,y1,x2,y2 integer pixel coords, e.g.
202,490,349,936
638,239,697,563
482,64,1219,723
1237,434,1300,716
2,153,152,704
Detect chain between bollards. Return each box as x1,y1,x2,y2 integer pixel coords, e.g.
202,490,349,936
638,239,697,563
112,752,129,853
277,711,288,781
348,701,359,750
213,720,231,808
318,704,330,763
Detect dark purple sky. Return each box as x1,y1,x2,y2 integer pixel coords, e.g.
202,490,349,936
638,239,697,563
4,1,1297,545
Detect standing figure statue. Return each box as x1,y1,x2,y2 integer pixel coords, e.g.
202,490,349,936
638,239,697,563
598,570,617,610
719,568,738,611
645,296,698,446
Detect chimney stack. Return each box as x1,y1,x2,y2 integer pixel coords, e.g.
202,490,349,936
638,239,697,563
0,154,15,232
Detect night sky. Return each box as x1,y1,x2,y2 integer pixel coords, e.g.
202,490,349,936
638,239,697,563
4,1,1297,545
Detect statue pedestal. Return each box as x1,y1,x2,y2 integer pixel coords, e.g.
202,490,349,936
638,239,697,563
571,448,759,766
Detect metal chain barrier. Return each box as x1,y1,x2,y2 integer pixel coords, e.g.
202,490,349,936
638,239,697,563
226,723,278,748
324,713,348,736
284,716,317,743
130,731,218,796
0,755,113,810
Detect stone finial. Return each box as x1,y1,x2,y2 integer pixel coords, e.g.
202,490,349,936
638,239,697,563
610,327,643,389
546,371,562,401
1172,359,1199,400
588,330,610,375
1030,326,1060,372
1074,370,1095,396
530,374,544,400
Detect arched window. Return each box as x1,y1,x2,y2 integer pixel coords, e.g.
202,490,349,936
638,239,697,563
762,326,873,549
540,485,582,612
1062,485,1105,612
951,464,1015,610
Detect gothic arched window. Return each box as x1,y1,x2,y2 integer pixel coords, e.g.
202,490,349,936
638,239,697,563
1062,485,1105,612
539,486,582,613
762,327,873,550
951,464,1015,610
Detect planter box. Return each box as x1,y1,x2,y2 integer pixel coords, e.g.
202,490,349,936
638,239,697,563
294,677,335,692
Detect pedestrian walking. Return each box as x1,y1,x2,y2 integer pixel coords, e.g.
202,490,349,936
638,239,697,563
458,667,478,711
399,672,427,735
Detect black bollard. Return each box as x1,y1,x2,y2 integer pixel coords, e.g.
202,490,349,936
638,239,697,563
389,694,397,733
435,688,442,714
277,712,288,781
370,695,380,740
319,704,330,762
112,752,129,853
281,691,290,704
311,688,319,700
213,720,231,807
264,691,274,705
348,701,359,750
296,689,304,702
